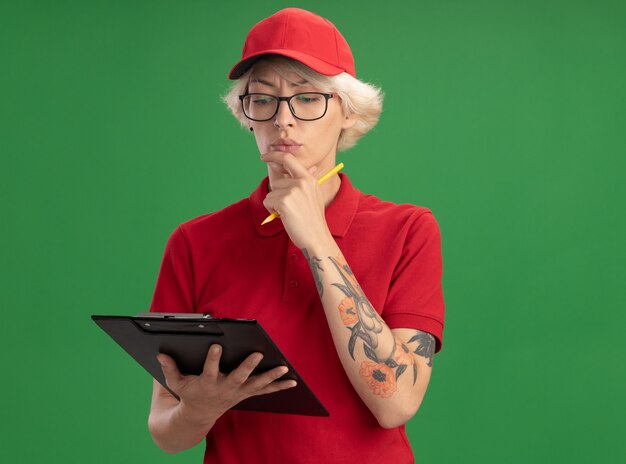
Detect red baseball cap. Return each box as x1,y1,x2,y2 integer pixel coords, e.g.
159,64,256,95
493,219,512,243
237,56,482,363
228,8,355,80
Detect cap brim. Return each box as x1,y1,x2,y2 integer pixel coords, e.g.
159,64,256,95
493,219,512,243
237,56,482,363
228,49,345,79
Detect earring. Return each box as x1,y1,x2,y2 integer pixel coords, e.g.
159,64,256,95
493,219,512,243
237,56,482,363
249,127,254,132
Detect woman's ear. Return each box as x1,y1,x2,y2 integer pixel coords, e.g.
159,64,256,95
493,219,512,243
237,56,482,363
341,112,358,130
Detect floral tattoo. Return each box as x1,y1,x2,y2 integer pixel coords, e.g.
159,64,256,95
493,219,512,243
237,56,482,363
302,248,324,297
326,254,436,397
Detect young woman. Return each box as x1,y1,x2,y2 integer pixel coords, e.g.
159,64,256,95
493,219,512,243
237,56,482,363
147,8,445,463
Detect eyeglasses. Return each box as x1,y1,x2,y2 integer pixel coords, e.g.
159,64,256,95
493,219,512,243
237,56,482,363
239,92,334,122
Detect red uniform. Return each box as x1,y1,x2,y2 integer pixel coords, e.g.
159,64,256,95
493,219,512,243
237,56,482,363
150,173,445,463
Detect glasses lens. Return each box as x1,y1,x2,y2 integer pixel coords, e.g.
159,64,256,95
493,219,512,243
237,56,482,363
241,93,328,121
290,93,327,120
242,94,277,121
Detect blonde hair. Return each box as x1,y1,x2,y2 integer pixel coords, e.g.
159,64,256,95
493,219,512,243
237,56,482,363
221,55,384,152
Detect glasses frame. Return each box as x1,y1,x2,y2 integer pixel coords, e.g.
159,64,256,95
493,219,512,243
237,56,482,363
238,92,334,122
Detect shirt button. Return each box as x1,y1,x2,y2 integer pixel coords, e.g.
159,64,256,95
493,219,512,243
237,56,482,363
289,279,298,288
290,253,298,262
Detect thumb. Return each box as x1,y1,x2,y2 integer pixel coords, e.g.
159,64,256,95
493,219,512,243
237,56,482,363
157,353,183,389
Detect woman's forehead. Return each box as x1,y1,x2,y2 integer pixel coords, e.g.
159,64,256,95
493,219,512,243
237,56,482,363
249,61,310,87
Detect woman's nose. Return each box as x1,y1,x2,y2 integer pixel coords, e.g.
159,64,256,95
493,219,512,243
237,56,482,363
274,99,295,128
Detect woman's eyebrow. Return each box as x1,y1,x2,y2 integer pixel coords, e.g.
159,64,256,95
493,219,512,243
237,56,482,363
250,77,309,87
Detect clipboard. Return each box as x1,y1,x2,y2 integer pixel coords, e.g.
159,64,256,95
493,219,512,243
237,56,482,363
92,312,328,417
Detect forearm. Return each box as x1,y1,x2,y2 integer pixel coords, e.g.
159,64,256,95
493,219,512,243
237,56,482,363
148,389,216,454
303,237,433,428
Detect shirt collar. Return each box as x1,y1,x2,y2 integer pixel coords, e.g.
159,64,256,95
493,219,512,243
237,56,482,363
248,172,360,238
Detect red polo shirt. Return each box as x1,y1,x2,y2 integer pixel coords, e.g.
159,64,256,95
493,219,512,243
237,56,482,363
149,173,445,463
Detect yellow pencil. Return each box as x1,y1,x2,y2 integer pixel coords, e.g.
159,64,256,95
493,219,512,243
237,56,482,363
261,162,345,225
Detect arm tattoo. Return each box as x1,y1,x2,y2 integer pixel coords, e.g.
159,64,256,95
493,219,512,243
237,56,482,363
328,255,384,352
408,331,435,367
405,330,435,385
328,254,426,398
302,248,324,297
307,251,436,398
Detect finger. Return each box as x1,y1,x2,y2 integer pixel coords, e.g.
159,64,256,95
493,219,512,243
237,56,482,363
269,169,318,192
280,153,310,179
227,352,263,386
266,161,284,172
264,159,291,178
268,177,299,190
260,150,287,164
246,365,289,391
156,353,184,390
261,152,309,179
262,192,286,216
248,366,296,395
202,344,222,379
255,379,298,396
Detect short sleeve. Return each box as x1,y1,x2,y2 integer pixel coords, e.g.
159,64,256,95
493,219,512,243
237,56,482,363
148,225,196,313
382,211,445,352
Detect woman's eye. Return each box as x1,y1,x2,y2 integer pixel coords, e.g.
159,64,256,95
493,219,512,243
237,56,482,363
252,97,272,105
296,95,320,103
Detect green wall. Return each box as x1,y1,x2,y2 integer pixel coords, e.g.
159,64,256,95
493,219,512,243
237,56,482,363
2,1,625,462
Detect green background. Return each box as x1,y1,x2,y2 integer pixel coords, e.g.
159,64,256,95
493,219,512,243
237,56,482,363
2,0,625,462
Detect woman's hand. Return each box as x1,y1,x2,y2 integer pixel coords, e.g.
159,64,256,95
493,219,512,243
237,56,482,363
260,151,334,250
156,344,296,426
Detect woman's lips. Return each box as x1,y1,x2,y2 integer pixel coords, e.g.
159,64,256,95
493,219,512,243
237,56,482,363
271,144,301,153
